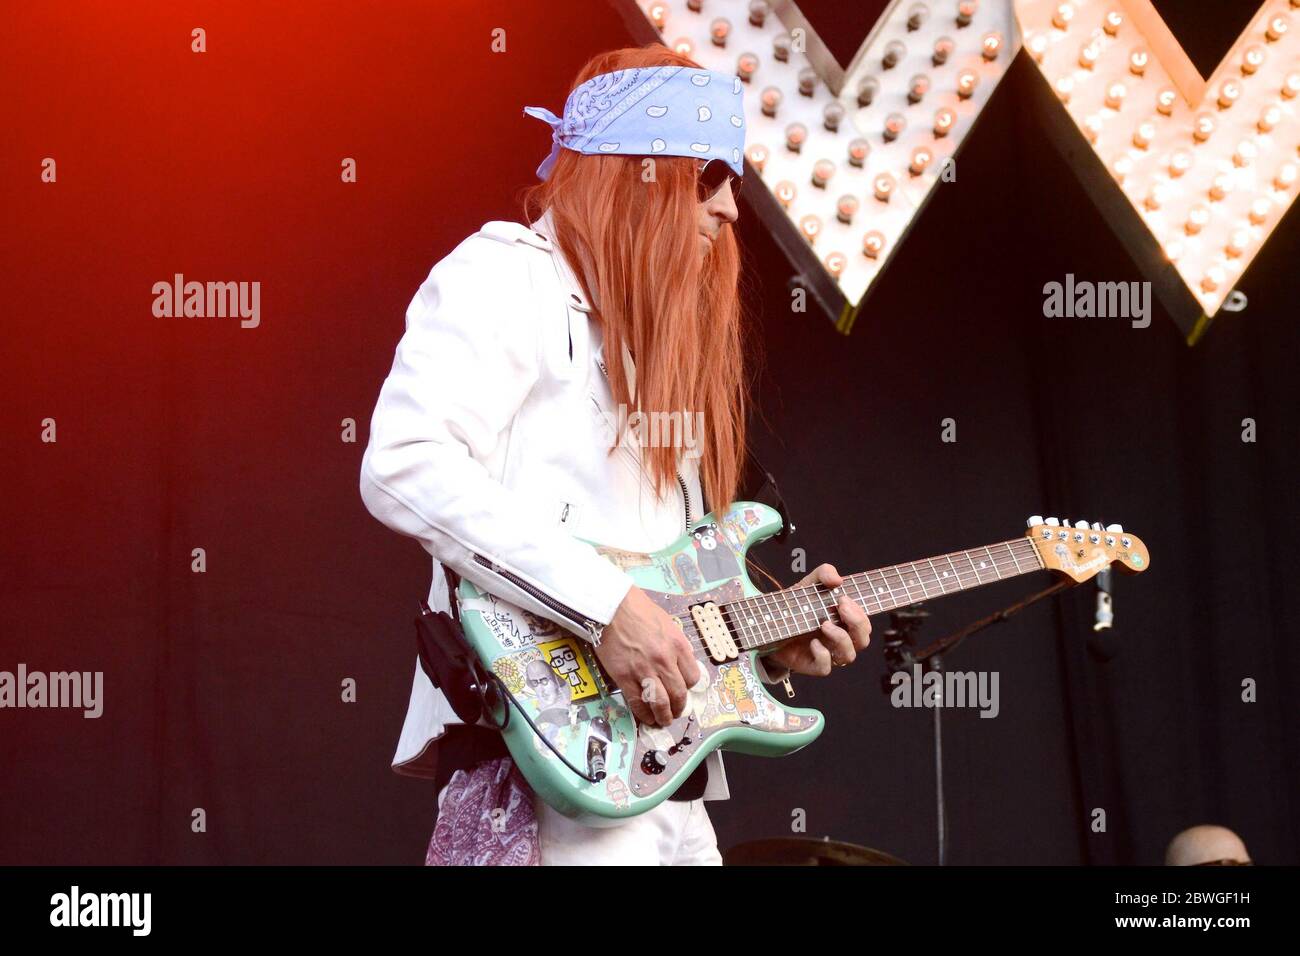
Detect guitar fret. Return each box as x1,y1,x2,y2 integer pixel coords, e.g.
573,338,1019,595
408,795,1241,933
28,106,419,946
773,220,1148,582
737,598,761,647
903,563,926,602
847,576,872,616
860,574,885,614
916,561,935,598
984,546,1001,580
756,590,780,643
950,555,967,587
924,558,942,594
754,590,776,644
864,570,882,610
902,562,926,601
878,567,899,613
1006,541,1022,575
772,591,792,640
759,590,780,642
781,589,804,640
883,566,910,609
790,587,811,639
963,550,981,584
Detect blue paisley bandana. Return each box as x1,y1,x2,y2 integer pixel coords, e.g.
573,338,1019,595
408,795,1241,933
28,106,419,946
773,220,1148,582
523,66,746,180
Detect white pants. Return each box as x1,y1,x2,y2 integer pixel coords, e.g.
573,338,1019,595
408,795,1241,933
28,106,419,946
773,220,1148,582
535,794,723,866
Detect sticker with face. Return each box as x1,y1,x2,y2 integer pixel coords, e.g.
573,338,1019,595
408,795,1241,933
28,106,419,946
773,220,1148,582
538,637,600,703
525,659,570,719
715,663,759,722
690,522,740,582
480,594,535,650
606,776,631,809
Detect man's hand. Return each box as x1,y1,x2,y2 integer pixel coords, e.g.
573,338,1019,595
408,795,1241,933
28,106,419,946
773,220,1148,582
762,564,872,677
595,586,702,727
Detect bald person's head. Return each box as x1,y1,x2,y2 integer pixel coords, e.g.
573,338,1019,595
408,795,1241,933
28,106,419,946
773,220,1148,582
1164,825,1251,866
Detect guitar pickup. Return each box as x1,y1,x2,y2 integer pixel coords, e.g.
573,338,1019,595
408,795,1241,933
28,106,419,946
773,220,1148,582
689,601,738,663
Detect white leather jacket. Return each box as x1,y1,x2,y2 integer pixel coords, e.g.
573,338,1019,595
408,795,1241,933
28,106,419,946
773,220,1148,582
359,208,782,801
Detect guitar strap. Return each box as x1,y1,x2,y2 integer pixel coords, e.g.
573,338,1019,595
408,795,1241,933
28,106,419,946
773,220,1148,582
441,562,462,621
742,446,795,544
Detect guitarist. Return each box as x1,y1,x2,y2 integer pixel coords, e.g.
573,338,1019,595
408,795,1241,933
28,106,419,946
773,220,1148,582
359,44,872,865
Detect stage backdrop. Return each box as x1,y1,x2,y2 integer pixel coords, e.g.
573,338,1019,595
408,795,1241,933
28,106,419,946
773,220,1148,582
4,0,1297,864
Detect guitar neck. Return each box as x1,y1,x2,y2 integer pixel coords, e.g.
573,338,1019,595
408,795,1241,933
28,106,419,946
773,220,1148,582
724,537,1046,651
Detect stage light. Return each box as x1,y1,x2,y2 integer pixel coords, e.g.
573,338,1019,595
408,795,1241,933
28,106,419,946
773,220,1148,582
627,0,1021,333
1017,0,1300,341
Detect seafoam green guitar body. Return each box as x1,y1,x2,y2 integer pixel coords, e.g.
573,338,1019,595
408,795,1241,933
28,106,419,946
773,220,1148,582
457,501,824,823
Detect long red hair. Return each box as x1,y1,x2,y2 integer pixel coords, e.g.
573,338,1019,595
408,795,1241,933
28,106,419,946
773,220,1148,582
521,45,751,516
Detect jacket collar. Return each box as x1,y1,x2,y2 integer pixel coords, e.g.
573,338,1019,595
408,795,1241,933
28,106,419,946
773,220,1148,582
527,208,593,314
530,209,640,441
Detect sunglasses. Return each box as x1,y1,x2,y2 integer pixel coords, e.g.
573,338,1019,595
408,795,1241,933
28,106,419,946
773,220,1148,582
697,158,743,202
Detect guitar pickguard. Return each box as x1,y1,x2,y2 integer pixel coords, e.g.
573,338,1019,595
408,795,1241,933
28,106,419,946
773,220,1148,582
628,579,820,799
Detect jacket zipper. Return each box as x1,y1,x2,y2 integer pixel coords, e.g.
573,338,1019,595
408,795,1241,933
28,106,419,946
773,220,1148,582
596,356,692,532
471,553,606,645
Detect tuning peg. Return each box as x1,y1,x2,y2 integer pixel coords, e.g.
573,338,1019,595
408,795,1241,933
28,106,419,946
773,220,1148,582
1045,517,1060,526
1028,515,1044,527
1090,522,1104,531
1074,519,1090,529
1105,523,1123,533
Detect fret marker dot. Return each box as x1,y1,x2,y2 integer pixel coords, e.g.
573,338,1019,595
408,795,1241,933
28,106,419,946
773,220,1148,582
979,561,987,569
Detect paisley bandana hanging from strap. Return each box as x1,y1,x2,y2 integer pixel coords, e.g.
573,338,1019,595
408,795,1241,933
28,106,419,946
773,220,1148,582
425,757,540,866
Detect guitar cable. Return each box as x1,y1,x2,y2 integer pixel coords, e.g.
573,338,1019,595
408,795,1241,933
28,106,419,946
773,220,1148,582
469,657,604,784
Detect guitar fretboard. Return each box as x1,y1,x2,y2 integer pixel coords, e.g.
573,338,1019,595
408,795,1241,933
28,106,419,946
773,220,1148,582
719,537,1045,650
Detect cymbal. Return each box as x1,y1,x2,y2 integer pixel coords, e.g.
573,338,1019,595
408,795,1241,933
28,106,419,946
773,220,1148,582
724,837,908,866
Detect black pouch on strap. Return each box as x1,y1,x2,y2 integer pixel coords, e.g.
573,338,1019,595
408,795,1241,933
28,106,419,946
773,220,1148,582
414,601,485,726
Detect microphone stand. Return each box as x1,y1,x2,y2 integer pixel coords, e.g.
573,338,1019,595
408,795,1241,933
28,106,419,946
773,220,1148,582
880,579,1075,865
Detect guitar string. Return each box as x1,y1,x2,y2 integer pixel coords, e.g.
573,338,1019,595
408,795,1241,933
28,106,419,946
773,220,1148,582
710,543,1035,651
666,538,1043,656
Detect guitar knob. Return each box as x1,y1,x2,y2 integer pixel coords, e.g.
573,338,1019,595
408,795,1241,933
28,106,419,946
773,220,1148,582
1105,523,1123,533
640,750,669,775
1027,515,1044,527
1045,517,1060,527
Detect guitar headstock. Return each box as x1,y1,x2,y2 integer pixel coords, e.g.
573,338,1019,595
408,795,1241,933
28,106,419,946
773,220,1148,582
1025,516,1150,583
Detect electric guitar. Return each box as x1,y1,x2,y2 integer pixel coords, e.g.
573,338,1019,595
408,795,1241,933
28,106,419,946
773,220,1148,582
456,502,1149,823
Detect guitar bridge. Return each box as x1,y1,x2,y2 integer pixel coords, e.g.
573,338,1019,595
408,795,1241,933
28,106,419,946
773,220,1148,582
689,601,738,663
